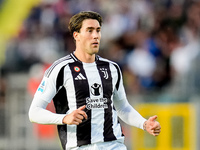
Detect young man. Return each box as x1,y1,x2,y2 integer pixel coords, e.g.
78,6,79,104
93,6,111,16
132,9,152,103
29,11,161,150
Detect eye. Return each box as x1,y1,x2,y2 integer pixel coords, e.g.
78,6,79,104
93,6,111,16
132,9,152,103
97,29,101,33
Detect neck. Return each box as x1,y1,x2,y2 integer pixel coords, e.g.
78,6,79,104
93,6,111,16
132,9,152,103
74,49,96,63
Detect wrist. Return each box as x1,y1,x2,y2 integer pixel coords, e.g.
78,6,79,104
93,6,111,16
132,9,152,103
62,115,68,124
143,121,147,131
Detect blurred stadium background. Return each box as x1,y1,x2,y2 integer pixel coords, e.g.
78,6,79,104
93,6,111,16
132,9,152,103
0,0,200,149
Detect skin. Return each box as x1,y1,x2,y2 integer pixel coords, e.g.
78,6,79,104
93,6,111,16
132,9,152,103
62,19,100,125
74,19,101,63
62,19,161,136
62,105,87,125
143,115,161,136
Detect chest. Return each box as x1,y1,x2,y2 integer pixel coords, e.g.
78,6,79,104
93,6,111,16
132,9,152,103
64,61,117,99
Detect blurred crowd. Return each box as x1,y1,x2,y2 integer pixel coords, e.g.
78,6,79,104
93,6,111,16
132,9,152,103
1,0,200,97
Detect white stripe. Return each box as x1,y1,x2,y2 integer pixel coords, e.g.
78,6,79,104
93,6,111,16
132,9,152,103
75,73,86,80
79,73,86,79
83,62,104,143
65,65,77,148
70,53,78,61
77,75,82,80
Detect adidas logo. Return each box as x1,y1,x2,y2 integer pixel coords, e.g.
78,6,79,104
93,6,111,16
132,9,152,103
75,73,86,80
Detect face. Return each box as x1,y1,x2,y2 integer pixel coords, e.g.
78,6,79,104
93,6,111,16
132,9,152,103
74,19,101,55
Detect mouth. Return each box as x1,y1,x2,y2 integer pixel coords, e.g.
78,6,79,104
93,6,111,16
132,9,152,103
92,40,99,46
92,42,99,46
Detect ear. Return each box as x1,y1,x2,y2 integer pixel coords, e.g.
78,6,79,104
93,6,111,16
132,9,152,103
73,31,79,41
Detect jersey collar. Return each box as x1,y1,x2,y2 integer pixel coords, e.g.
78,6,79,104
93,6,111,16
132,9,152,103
70,52,99,63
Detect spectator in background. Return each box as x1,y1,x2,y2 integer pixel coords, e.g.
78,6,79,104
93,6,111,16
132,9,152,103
2,0,200,96
171,1,200,76
168,1,200,99
126,30,156,91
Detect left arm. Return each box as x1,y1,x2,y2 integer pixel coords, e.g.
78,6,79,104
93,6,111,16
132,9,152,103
113,90,161,136
113,95,146,130
113,64,161,136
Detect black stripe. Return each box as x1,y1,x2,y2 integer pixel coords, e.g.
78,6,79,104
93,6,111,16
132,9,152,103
57,125,67,150
56,66,65,91
69,61,91,147
70,53,78,61
96,60,117,142
53,65,69,150
112,63,124,137
53,65,69,114
113,63,121,90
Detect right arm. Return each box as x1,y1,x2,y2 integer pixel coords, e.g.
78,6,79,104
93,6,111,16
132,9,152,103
28,61,87,125
28,69,66,125
28,97,87,125
28,96,66,124
28,96,87,125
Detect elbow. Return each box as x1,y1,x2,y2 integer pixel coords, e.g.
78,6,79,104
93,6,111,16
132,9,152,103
28,108,33,123
28,106,36,123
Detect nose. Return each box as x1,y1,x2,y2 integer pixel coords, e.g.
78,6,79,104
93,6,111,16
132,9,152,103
93,31,100,39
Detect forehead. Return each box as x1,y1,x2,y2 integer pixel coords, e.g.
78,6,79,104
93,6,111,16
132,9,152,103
81,19,100,29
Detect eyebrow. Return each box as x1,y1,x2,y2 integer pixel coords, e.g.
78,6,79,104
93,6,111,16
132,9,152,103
86,27,101,30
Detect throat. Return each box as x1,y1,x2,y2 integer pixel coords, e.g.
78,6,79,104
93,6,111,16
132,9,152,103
74,50,96,63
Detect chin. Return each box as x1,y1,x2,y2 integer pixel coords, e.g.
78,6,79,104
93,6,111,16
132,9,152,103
94,49,99,54
92,48,99,54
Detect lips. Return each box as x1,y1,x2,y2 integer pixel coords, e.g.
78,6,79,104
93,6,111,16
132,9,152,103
92,42,98,44
92,42,99,46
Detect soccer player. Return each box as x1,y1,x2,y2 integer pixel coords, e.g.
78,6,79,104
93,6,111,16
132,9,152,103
29,11,161,150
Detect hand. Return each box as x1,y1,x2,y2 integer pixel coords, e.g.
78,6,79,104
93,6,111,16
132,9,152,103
144,115,161,136
62,105,88,125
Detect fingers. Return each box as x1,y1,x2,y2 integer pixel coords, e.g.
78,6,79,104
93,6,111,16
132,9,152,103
73,114,85,125
145,116,161,136
73,106,88,124
148,115,160,130
63,105,88,125
151,127,161,136
78,105,86,110
149,115,157,122
78,105,88,120
150,121,160,130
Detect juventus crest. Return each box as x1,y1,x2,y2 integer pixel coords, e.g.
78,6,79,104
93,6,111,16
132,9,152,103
100,68,108,79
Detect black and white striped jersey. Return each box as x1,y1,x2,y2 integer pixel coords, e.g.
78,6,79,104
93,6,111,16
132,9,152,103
30,52,146,150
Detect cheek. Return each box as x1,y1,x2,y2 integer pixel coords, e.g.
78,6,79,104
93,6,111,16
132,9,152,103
82,38,90,48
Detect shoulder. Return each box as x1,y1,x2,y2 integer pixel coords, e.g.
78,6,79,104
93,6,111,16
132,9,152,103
97,55,120,68
45,54,74,77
